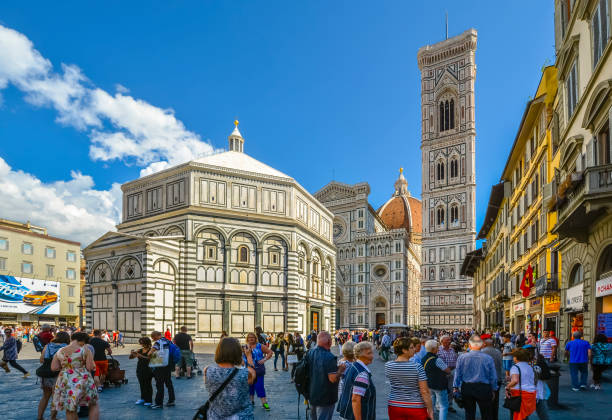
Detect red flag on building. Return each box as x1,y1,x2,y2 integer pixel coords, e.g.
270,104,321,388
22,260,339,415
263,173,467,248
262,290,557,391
520,264,534,297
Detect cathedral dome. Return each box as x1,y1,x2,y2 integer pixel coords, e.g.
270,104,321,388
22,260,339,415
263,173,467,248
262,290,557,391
377,169,422,233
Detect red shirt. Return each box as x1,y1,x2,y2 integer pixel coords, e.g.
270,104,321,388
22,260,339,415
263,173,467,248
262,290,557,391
165,330,172,340
39,331,54,345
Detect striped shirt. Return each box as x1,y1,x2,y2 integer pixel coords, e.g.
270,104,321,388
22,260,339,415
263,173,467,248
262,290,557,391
438,346,458,369
539,338,556,360
385,360,428,409
352,361,371,397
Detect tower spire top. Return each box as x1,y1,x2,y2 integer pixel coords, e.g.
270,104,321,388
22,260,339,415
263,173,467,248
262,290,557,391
394,167,409,196
228,120,244,152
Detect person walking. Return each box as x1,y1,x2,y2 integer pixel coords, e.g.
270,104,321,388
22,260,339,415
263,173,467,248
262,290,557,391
51,332,99,420
337,341,356,399
590,333,612,390
149,330,176,409
383,337,433,420
173,326,194,379
422,340,450,420
0,328,29,377
452,335,498,420
337,342,376,420
438,335,458,413
538,331,556,362
286,333,298,381
37,331,70,420
564,330,591,391
502,334,516,380
89,330,112,393
129,337,153,406
505,348,537,420
203,337,255,419
305,331,346,420
481,337,503,420
243,332,273,410
272,332,286,371
379,332,392,362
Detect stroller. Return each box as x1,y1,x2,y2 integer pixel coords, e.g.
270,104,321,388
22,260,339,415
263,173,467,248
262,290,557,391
104,355,128,387
177,354,203,377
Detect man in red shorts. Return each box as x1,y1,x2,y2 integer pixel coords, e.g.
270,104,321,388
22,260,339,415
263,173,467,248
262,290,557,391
90,329,112,392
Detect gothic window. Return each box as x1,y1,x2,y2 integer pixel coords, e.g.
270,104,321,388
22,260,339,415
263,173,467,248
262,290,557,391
238,245,249,264
444,100,450,130
370,246,375,256
395,290,401,303
450,99,455,129
436,161,445,181
440,268,445,280
378,245,382,256
339,250,344,259
385,244,390,255
439,98,456,132
450,205,459,225
357,293,363,304
450,267,455,279
351,248,356,258
439,102,444,132
430,268,435,281
436,207,445,226
450,158,458,178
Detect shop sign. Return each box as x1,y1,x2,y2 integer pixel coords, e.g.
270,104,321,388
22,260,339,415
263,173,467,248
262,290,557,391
597,313,612,337
544,295,561,314
514,302,525,312
565,285,583,311
530,298,542,312
596,275,612,297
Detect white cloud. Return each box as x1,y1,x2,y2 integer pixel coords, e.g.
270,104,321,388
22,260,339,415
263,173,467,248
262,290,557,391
0,157,121,247
0,24,219,175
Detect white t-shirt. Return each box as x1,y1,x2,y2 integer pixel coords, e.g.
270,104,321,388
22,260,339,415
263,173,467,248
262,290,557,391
509,362,536,392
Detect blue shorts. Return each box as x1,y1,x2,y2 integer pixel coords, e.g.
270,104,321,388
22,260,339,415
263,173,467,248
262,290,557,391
503,359,513,372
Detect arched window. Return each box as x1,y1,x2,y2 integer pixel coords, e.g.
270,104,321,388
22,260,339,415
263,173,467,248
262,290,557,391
450,158,458,178
370,246,374,256
238,245,249,264
395,290,401,303
445,100,450,131
351,248,356,258
378,245,383,256
385,245,390,255
439,102,445,132
436,161,445,181
569,264,583,287
450,267,455,279
437,207,445,226
440,269,445,280
357,293,363,304
430,268,435,281
450,99,455,129
339,250,344,259
450,205,459,225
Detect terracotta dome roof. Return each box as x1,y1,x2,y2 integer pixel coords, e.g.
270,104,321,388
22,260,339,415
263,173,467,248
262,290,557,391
378,195,422,233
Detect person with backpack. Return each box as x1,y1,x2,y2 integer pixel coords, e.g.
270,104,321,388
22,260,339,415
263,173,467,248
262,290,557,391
422,340,451,420
37,331,70,420
149,330,176,409
590,333,612,390
0,328,29,378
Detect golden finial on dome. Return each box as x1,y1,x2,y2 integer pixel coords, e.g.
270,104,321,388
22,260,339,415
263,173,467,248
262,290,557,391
234,120,239,127
400,167,403,174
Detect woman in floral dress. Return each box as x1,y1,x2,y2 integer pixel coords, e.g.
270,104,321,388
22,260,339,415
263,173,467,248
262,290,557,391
51,332,99,420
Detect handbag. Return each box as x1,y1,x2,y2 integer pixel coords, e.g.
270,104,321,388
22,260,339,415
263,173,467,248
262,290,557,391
149,340,170,368
193,368,238,420
36,345,59,378
503,364,522,412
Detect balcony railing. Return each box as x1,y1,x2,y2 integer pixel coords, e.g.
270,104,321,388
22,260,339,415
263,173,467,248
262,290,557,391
554,164,612,240
535,274,559,296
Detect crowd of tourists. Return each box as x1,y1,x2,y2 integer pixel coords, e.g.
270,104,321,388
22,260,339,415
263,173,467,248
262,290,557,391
1,323,611,420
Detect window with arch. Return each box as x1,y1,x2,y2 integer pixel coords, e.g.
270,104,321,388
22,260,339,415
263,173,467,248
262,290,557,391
430,268,435,281
439,98,455,132
351,248,356,258
436,161,445,181
238,245,249,264
395,290,401,303
357,293,363,304
436,207,445,226
370,246,375,256
450,158,459,178
450,205,459,225
450,267,455,279
440,268,445,280
385,245,390,255
569,263,583,287
378,245,383,256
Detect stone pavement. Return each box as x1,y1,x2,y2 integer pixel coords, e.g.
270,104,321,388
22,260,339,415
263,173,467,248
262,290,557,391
3,341,612,419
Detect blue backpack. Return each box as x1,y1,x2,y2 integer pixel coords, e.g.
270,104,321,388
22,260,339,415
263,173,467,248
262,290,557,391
169,341,182,365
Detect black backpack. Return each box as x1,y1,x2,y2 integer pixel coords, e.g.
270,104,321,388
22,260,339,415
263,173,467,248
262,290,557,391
293,353,310,400
536,354,551,380
33,334,44,352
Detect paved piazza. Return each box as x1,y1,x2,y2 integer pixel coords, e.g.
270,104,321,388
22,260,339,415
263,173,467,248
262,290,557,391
2,342,611,420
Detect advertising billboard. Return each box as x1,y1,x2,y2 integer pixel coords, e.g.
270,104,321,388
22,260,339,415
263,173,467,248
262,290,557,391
0,275,61,315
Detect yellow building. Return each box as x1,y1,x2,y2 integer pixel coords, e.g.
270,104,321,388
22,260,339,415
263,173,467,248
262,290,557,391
0,219,81,326
502,66,560,335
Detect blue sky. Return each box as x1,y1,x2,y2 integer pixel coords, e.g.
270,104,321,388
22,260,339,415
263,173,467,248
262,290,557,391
0,1,555,245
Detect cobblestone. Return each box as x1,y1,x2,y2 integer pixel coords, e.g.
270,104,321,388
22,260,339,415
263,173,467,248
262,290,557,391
2,342,612,419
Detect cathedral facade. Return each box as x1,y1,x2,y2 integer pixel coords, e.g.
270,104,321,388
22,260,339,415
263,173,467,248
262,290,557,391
417,30,477,329
84,124,336,342
315,171,421,329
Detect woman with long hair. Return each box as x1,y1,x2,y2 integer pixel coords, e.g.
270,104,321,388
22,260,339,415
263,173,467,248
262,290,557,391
286,333,297,380
37,331,70,420
272,332,287,371
129,337,153,406
51,332,99,420
505,348,537,420
243,332,273,410
591,333,612,390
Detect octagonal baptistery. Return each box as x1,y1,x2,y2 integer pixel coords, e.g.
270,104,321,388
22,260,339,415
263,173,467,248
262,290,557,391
84,123,336,342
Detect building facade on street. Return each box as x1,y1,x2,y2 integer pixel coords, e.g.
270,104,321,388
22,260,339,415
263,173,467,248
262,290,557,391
417,29,477,328
315,170,421,329
551,0,612,343
463,66,562,335
84,123,336,342
0,218,81,326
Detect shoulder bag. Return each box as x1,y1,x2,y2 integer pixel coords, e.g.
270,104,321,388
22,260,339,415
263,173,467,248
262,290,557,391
193,368,238,420
503,364,522,412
